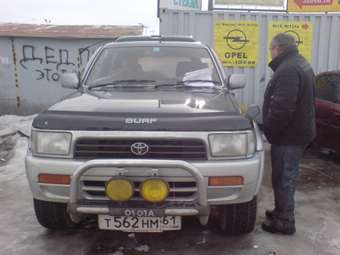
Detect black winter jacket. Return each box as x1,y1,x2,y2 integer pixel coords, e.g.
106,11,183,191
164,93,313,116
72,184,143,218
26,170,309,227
262,46,316,145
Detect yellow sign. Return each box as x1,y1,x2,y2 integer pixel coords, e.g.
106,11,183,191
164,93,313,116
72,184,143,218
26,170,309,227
215,0,284,7
214,21,259,68
268,21,313,63
288,0,340,12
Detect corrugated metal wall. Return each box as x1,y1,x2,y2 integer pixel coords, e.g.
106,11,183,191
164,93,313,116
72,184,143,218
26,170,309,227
0,37,112,114
160,10,340,110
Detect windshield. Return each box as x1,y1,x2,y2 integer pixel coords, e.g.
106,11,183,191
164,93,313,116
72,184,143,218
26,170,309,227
85,46,222,88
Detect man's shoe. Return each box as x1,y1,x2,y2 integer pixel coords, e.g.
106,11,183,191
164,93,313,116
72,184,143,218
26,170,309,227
265,209,276,220
261,219,296,235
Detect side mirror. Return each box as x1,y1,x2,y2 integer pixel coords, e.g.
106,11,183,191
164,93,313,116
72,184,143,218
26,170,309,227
245,105,260,120
60,73,79,89
227,74,246,90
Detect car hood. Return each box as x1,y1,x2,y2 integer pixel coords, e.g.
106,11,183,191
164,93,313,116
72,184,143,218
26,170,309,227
49,90,236,113
33,90,253,131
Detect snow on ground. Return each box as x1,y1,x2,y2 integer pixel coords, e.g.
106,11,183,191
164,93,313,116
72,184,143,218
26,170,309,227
0,136,27,183
0,115,35,137
134,245,150,252
0,115,34,182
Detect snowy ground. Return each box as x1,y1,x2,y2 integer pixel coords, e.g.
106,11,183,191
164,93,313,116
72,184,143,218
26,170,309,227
0,115,34,181
0,114,34,137
0,115,340,255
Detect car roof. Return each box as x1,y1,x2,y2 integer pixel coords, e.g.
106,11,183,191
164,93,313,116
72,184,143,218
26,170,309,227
103,35,206,49
116,35,196,42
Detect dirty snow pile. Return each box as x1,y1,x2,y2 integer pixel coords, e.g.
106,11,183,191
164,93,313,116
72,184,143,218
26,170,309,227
0,128,18,164
0,115,34,181
0,115,34,137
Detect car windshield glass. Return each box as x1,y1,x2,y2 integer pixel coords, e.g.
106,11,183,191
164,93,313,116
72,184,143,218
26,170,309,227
85,46,222,88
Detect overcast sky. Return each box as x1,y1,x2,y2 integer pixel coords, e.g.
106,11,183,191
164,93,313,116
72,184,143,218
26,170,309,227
0,0,209,34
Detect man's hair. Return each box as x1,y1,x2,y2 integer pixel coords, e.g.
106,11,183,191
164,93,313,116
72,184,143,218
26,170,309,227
271,33,297,52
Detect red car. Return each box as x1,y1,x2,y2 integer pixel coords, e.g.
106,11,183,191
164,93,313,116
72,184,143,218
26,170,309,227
314,71,340,154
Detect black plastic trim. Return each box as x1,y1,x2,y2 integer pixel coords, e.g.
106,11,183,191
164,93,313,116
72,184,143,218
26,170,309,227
33,111,253,131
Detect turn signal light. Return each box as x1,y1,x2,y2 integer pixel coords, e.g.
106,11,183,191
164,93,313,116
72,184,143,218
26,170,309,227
38,174,71,185
208,176,243,186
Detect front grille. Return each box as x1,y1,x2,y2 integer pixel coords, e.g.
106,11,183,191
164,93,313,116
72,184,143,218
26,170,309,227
81,179,197,202
74,138,207,160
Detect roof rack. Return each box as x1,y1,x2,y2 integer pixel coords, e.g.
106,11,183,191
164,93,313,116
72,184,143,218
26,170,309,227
116,35,196,42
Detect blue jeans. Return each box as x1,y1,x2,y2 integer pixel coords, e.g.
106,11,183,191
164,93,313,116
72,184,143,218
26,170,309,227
271,145,305,222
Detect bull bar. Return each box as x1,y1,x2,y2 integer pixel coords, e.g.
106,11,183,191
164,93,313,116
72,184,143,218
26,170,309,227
68,159,210,225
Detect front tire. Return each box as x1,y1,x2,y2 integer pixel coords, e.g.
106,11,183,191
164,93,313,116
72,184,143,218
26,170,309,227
217,196,257,235
33,199,77,229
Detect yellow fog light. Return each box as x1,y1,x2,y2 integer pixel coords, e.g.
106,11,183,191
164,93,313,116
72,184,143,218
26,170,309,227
140,179,169,203
105,179,134,202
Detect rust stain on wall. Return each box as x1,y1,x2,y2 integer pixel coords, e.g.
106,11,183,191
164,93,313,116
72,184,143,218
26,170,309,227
10,37,21,111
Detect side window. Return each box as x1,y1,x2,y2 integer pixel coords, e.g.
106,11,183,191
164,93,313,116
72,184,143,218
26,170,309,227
315,75,334,102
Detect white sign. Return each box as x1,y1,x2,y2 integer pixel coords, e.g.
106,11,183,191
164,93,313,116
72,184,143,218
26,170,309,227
159,0,202,10
211,0,285,10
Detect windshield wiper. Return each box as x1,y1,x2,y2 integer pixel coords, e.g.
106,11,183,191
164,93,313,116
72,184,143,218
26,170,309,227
155,80,222,89
88,79,156,89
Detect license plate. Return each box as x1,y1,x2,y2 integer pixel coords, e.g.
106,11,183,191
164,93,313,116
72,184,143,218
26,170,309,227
98,215,181,232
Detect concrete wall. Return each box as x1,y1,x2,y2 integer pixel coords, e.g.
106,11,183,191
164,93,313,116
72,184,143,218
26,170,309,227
0,37,111,114
160,10,340,111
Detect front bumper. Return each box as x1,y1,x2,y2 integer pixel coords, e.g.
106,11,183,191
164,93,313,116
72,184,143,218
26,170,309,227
26,150,264,214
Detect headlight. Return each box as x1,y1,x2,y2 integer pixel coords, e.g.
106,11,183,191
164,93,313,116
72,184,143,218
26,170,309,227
209,132,255,158
32,131,72,155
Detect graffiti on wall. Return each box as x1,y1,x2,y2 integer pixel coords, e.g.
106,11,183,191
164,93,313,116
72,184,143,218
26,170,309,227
18,43,101,82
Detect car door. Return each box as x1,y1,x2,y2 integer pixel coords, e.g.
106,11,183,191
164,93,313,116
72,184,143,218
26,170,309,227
329,74,340,153
314,74,336,150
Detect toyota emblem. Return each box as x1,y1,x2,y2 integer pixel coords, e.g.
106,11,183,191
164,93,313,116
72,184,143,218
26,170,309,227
131,142,149,156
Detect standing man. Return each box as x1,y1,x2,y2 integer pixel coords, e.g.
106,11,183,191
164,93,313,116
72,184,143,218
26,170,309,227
262,33,316,235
